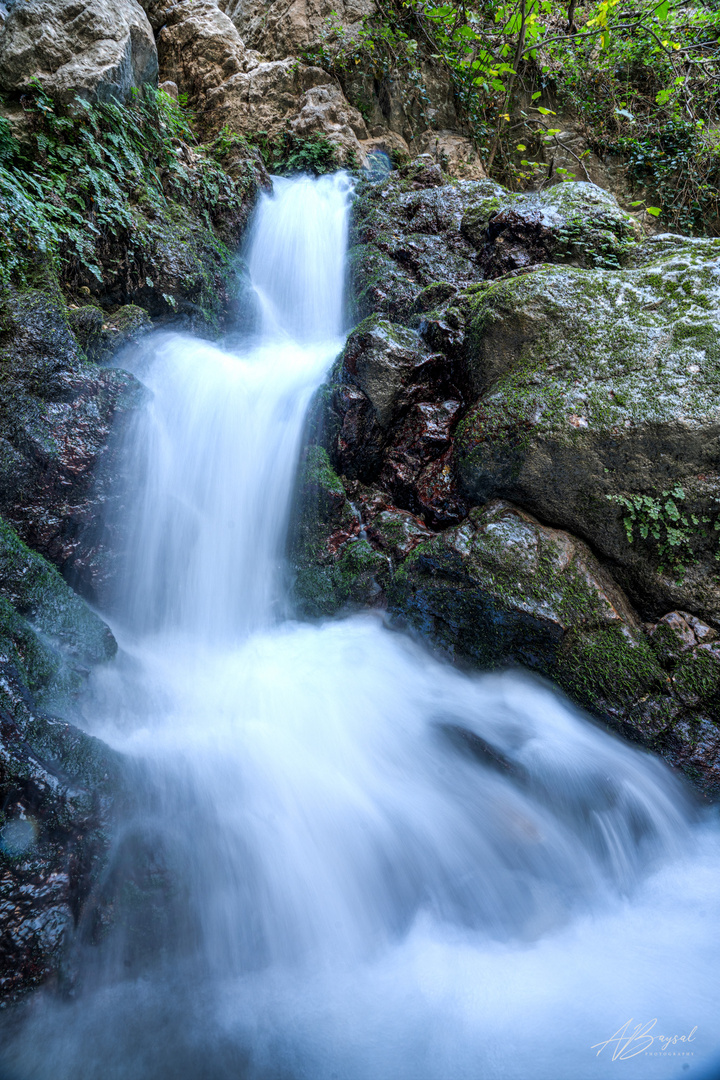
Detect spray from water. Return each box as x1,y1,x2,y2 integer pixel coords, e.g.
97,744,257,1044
2,173,719,1080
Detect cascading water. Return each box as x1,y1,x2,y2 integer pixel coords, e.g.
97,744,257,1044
2,173,720,1080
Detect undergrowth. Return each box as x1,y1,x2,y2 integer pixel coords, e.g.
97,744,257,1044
0,83,255,289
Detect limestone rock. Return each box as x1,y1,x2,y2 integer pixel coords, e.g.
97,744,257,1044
152,0,247,103
205,60,366,162
0,0,158,103
221,0,375,61
453,236,720,621
416,129,487,180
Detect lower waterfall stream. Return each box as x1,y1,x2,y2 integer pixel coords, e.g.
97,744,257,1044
2,173,720,1080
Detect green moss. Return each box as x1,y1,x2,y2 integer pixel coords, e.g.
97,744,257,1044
672,648,720,706
558,626,665,709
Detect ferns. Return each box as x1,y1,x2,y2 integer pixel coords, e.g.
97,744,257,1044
0,84,252,289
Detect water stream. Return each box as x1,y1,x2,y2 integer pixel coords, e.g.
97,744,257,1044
2,173,720,1080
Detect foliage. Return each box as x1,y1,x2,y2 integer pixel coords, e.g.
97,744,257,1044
305,0,720,232
607,487,720,572
0,84,251,288
250,130,342,176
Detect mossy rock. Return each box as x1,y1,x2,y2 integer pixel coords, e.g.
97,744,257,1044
454,238,720,621
348,171,637,325
0,515,116,712
388,498,646,677
287,447,388,617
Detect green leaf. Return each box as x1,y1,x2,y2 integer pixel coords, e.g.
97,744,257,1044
646,206,662,216
536,106,556,115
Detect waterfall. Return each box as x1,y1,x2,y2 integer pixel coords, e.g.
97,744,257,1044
2,173,720,1080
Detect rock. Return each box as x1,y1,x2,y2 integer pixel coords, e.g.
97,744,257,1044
388,498,643,669
317,315,468,526
649,611,697,664
453,236,720,621
67,304,152,364
0,517,120,1005
205,59,366,163
221,0,375,61
288,446,388,617
460,181,639,276
0,288,146,599
0,0,158,104
151,0,247,104
348,172,636,324
289,82,368,162
159,79,178,98
416,129,487,180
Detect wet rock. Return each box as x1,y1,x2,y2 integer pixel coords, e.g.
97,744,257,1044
349,174,636,325
0,518,120,1005
453,237,720,622
67,304,152,364
316,316,467,526
0,0,158,104
0,287,145,597
388,498,643,669
288,447,388,617
462,181,638,276
649,611,697,664
366,507,433,562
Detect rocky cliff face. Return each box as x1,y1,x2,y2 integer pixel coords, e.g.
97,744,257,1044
0,0,158,103
291,165,720,797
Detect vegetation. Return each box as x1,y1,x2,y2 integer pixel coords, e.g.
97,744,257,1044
0,84,254,289
304,0,720,232
608,488,720,572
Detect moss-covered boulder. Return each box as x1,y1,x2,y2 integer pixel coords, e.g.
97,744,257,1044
288,447,389,617
454,236,720,622
387,499,720,792
349,170,637,324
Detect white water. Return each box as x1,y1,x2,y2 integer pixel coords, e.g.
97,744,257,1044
2,173,720,1080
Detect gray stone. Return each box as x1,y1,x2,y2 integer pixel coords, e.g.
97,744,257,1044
0,0,158,103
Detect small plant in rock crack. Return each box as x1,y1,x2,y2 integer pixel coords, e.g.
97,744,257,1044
607,487,720,575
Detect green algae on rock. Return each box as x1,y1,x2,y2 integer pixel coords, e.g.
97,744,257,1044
454,237,720,621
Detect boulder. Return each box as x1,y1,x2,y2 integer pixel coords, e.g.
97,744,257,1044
316,315,468,525
0,517,119,1004
348,172,636,324
416,129,487,181
151,0,248,103
205,60,367,163
0,0,158,104
454,235,720,621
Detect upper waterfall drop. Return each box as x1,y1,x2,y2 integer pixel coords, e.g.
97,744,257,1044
248,173,354,342
117,173,353,640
